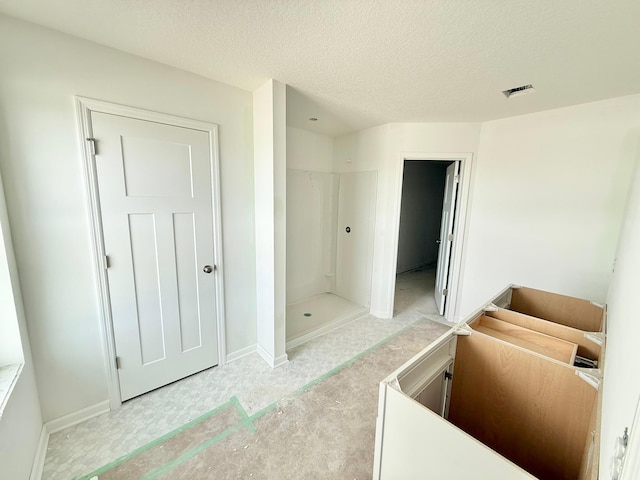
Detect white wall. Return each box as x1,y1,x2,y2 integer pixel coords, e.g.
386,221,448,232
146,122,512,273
334,123,481,317
286,126,334,172
0,365,42,479
397,161,448,273
459,95,640,316
0,15,256,422
601,151,640,477
0,168,43,478
254,80,288,368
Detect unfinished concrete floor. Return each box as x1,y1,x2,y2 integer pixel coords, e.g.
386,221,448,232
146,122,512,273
80,320,449,479
48,269,448,479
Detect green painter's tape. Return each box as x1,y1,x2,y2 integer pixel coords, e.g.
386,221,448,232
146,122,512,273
231,395,256,433
73,397,239,480
77,318,424,479
297,320,419,394
140,421,249,480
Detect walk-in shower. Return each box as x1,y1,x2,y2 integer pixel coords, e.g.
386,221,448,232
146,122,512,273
286,168,376,348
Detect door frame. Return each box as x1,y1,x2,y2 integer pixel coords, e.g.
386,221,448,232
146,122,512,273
390,152,473,322
75,97,226,409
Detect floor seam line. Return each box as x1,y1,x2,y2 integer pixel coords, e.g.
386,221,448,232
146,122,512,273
73,397,237,480
140,422,248,480
72,317,427,479
135,318,427,478
233,396,257,433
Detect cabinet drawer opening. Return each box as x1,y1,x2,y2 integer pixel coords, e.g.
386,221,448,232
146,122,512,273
470,315,578,364
509,287,604,332
485,307,603,367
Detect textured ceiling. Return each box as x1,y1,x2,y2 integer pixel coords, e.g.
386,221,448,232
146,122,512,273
1,1,639,136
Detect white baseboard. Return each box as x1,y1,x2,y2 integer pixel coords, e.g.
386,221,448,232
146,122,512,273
226,344,256,363
370,309,392,319
45,400,110,434
256,344,274,367
256,344,289,369
273,353,289,368
29,425,49,480
29,400,109,479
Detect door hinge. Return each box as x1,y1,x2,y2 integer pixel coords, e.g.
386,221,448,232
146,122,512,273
104,255,110,270
86,137,97,155
448,233,454,242
442,288,448,296
444,371,453,381
454,175,460,184
115,356,121,369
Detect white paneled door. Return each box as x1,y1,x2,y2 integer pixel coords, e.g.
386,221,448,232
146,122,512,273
434,162,460,316
91,111,220,401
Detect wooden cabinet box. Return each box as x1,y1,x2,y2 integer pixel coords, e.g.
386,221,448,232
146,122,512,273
373,285,606,480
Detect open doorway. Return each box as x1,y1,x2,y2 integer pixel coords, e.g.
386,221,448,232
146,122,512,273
395,160,461,319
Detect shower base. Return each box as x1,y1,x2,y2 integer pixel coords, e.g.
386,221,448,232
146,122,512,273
286,293,367,349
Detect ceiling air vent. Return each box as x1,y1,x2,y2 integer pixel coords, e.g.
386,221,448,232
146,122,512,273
502,84,535,98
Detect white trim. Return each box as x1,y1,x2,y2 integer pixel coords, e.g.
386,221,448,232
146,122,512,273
209,121,228,367
226,344,256,363
0,362,22,418
75,96,227,407
370,309,392,319
389,153,474,323
45,400,110,434
372,382,387,480
28,425,49,480
256,344,275,367
75,98,121,410
621,396,640,480
273,353,289,368
256,345,289,369
256,344,274,366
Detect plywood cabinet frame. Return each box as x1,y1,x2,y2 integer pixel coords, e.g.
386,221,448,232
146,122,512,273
484,307,604,365
470,315,580,364
373,284,606,480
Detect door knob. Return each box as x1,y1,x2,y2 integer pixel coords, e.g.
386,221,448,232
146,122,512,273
203,265,213,274
345,226,351,233
436,240,441,244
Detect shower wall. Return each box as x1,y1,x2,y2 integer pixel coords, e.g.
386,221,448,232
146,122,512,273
286,127,377,309
335,171,377,307
286,170,338,303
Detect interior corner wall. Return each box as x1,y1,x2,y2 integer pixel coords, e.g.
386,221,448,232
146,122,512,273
396,162,448,274
458,95,640,317
0,167,43,479
601,146,640,478
254,79,288,367
286,126,334,172
334,123,481,318
0,363,43,479
0,15,256,422
286,127,336,304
